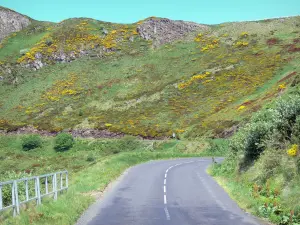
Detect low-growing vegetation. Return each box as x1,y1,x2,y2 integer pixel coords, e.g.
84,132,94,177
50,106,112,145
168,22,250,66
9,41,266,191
54,132,74,152
0,134,225,224
211,87,300,225
21,134,42,151
1,16,300,138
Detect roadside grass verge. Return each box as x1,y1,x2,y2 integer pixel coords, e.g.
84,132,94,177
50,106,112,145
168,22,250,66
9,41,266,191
209,89,300,225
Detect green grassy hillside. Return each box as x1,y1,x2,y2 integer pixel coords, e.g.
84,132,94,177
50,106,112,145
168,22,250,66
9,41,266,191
1,15,300,139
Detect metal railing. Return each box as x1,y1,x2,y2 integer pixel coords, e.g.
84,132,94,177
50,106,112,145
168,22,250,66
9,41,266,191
0,171,68,217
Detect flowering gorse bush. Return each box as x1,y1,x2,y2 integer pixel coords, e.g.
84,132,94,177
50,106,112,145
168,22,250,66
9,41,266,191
238,105,246,111
287,144,298,156
278,83,286,90
234,41,249,48
178,72,211,89
42,73,82,102
17,20,139,65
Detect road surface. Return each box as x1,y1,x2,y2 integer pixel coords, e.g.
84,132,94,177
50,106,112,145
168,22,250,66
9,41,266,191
76,158,261,225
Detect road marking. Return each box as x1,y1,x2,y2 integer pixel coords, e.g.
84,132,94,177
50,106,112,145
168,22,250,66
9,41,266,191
162,159,204,221
164,207,170,220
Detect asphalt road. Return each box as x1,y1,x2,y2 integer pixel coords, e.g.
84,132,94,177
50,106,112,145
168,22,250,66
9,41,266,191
76,158,261,225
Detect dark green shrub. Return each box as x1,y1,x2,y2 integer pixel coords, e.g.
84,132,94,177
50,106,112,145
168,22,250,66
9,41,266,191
97,136,142,155
86,154,96,162
45,38,53,46
22,134,42,151
229,94,300,169
107,135,141,153
54,133,74,152
118,135,142,151
291,116,300,144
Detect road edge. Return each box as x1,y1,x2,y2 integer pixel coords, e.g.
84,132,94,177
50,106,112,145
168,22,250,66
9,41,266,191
75,167,132,225
206,166,275,225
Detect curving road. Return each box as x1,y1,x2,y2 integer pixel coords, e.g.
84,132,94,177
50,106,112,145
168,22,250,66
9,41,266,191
76,158,262,225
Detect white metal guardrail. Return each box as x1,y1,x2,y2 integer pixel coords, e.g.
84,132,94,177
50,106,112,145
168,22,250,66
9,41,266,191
0,170,68,217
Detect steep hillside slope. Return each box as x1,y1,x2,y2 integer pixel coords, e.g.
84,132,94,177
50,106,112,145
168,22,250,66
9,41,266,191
0,6,31,41
0,12,300,139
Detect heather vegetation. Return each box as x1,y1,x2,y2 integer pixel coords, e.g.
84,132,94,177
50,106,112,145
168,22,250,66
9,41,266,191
0,16,300,138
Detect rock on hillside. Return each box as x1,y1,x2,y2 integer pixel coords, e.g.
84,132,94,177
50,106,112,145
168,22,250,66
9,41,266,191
0,7,31,41
137,17,209,46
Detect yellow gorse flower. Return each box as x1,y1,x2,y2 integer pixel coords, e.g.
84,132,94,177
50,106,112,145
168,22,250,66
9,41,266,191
238,105,246,111
234,41,249,47
240,32,249,37
175,129,185,133
278,83,286,90
178,72,211,89
287,144,298,156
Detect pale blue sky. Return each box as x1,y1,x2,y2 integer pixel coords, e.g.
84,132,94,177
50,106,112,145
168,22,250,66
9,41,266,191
1,0,300,24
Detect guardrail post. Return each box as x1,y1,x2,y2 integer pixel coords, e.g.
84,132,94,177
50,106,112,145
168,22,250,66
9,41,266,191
14,180,20,215
45,177,48,194
12,183,16,217
66,172,68,189
25,180,29,201
35,177,38,205
60,173,63,190
0,184,3,210
36,177,41,205
53,173,57,200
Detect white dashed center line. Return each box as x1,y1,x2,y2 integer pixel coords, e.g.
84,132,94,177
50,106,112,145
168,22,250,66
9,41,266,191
163,160,205,220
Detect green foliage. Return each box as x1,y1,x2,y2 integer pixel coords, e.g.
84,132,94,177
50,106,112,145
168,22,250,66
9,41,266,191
258,204,281,218
291,116,300,145
86,153,96,162
211,90,300,225
229,93,300,168
54,133,74,152
207,138,229,155
21,134,42,151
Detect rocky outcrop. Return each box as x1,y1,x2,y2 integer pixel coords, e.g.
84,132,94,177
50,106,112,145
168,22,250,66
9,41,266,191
3,126,168,139
0,7,31,41
23,47,116,70
137,17,209,46
4,126,125,138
